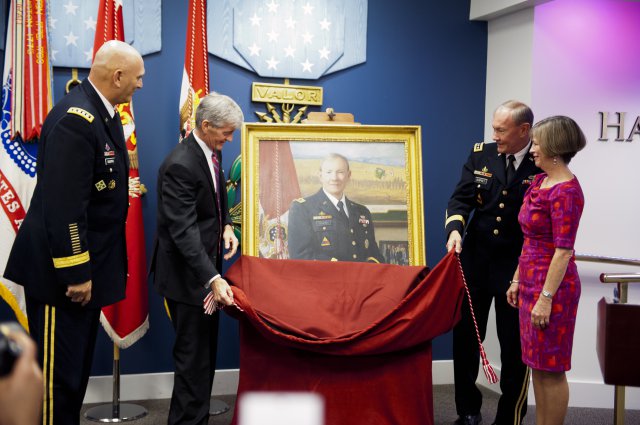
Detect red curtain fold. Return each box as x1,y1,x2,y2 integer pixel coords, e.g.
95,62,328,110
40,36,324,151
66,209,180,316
225,251,464,425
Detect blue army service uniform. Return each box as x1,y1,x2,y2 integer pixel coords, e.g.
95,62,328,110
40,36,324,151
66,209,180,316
445,142,540,425
288,189,383,262
4,80,128,425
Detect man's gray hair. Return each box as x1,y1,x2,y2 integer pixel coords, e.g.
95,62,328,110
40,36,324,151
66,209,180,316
321,153,350,171
195,92,244,129
497,100,534,126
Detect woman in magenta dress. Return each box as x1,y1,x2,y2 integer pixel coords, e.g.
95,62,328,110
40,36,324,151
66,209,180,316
506,116,586,425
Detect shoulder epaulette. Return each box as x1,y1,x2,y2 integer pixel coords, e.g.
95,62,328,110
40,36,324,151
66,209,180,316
67,107,94,123
473,142,484,152
294,198,306,203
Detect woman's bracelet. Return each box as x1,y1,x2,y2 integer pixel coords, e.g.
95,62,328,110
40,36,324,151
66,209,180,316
510,280,520,285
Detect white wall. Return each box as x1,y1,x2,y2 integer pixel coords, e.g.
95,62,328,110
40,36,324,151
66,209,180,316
475,1,640,409
483,7,534,143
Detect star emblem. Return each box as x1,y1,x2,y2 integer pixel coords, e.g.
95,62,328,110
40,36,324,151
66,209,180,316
64,31,79,46
302,31,314,45
267,29,280,43
249,13,262,27
248,43,261,57
285,16,297,29
84,16,97,31
318,47,330,60
266,0,279,13
319,18,331,31
284,45,296,58
266,57,280,70
302,2,314,15
63,0,79,15
300,59,314,72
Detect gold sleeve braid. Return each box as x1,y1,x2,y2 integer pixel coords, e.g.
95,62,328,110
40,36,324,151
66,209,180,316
445,214,465,227
52,251,90,269
52,223,90,269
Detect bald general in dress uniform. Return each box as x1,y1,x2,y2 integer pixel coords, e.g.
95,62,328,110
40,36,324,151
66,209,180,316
3,41,144,425
288,153,383,263
445,101,541,425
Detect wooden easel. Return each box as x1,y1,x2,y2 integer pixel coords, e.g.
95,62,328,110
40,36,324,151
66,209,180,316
303,108,360,124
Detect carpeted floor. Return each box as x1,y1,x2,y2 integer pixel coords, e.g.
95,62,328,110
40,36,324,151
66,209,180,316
80,385,639,424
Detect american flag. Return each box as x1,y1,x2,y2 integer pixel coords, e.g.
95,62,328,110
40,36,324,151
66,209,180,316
0,0,53,330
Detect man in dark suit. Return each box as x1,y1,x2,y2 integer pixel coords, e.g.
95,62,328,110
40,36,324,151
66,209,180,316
3,40,144,425
151,92,243,425
445,100,540,425
288,153,383,263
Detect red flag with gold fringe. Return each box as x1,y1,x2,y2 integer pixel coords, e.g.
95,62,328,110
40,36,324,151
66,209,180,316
179,0,209,139
94,0,149,348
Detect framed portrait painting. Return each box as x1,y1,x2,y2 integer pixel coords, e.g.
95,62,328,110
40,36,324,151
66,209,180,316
241,123,426,266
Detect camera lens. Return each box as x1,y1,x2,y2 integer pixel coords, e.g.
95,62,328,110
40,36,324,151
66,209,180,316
0,327,23,377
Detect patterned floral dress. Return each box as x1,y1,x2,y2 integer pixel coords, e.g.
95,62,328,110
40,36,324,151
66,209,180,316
517,173,584,372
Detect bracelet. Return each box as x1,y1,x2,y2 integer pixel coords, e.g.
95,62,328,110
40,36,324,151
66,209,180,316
510,280,519,285
541,290,553,299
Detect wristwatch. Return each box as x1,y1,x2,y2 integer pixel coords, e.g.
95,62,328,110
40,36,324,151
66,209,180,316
541,290,553,299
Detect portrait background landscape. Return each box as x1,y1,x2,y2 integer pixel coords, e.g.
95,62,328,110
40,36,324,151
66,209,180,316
241,123,426,266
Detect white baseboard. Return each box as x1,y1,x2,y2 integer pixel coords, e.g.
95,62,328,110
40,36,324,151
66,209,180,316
432,360,455,385
84,364,457,404
84,361,640,410
476,364,640,410
83,369,239,404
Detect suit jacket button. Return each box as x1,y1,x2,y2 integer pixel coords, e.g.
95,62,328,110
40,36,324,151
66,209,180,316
499,203,505,208
502,190,508,195
496,216,502,222
352,241,356,246
353,254,357,259
493,229,499,235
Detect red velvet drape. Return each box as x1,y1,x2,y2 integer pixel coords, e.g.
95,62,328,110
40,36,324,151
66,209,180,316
225,251,464,425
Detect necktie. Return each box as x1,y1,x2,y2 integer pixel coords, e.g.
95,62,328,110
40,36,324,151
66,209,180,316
212,153,223,251
506,154,516,184
337,200,349,221
211,153,222,212
112,111,125,141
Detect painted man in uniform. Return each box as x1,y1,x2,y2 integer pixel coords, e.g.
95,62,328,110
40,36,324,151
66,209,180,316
445,100,540,425
288,153,383,263
3,40,144,425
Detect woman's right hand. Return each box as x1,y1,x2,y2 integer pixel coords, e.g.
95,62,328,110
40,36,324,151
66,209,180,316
506,282,519,308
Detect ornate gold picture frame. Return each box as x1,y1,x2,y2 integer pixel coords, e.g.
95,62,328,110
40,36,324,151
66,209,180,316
241,123,426,266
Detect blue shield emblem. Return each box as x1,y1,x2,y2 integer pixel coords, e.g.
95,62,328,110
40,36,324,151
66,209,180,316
209,0,367,80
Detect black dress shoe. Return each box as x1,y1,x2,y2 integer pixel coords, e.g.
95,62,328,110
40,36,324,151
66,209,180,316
453,413,482,425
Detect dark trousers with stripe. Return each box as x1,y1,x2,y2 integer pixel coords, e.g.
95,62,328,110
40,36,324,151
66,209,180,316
453,287,529,425
26,295,100,425
166,298,220,425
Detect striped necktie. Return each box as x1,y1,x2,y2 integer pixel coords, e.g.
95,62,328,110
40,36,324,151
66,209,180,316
211,153,222,210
